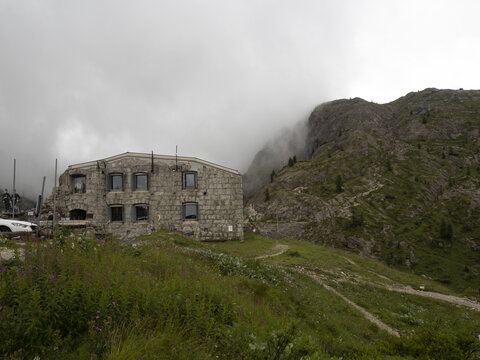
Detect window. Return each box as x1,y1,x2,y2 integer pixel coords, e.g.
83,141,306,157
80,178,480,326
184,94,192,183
132,173,148,191
132,204,149,221
182,202,198,220
70,209,86,220
107,173,124,191
72,175,86,193
108,205,124,222
182,172,197,189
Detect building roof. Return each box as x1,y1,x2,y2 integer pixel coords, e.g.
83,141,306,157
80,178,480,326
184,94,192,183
67,152,240,175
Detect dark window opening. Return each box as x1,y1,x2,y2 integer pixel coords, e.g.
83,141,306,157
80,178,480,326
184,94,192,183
133,173,148,191
182,172,197,189
70,209,86,220
182,203,198,220
72,175,86,193
108,173,124,191
133,204,149,221
108,205,124,222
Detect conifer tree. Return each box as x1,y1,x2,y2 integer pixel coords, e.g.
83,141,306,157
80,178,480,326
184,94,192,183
335,175,343,193
270,169,276,183
264,188,270,202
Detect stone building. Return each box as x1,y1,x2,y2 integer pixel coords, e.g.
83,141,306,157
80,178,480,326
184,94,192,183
54,152,243,241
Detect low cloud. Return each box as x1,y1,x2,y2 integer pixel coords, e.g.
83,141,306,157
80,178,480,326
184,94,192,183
1,1,479,197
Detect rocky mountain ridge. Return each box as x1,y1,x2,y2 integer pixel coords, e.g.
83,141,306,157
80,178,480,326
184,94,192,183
245,88,480,292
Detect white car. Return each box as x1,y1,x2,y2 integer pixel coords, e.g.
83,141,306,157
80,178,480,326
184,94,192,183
0,218,38,233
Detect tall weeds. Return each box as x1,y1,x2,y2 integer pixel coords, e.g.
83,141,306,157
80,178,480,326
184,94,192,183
0,232,306,359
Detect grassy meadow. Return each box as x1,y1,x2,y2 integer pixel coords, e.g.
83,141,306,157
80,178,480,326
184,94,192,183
0,230,479,359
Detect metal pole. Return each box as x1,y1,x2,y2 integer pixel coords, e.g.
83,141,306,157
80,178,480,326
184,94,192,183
52,159,57,236
12,159,16,219
36,176,46,237
151,150,154,173
175,145,178,171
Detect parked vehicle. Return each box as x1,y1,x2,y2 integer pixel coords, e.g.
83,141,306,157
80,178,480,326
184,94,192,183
0,218,37,233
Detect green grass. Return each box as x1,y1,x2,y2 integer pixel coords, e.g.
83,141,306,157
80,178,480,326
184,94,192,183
209,233,456,295
2,230,480,359
207,232,278,258
328,281,480,336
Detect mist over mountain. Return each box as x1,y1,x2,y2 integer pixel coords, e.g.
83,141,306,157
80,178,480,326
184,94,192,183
245,88,480,292
243,121,309,198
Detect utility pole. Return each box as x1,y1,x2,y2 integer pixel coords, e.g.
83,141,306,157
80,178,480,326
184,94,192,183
52,159,57,236
35,176,46,237
175,145,178,171
12,159,16,219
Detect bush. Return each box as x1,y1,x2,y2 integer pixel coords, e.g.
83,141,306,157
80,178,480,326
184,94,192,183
378,326,480,360
349,208,364,228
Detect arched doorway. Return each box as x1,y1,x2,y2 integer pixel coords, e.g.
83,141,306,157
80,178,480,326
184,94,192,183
70,209,86,220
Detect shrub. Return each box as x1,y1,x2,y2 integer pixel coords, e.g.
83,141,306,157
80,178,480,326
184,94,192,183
378,326,480,360
386,159,392,172
349,208,364,228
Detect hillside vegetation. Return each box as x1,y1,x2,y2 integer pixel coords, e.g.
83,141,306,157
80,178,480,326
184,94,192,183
1,230,480,359
245,88,480,295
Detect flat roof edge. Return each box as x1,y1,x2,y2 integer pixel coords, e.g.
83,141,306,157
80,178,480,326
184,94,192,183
67,152,240,175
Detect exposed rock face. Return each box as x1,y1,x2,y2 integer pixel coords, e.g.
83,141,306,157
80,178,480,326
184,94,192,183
245,88,480,291
306,98,394,156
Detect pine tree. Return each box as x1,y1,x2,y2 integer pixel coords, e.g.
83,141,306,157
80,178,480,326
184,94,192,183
270,169,276,183
386,158,392,172
446,222,453,240
335,175,343,193
350,208,364,227
264,188,270,202
440,218,453,240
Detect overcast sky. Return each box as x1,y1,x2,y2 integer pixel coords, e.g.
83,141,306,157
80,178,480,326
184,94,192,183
1,0,480,197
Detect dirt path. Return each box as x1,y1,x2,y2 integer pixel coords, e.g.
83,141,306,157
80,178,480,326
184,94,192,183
345,269,480,311
294,267,400,337
383,285,480,311
255,243,289,259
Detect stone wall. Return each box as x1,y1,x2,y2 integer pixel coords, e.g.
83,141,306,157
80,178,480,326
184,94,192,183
54,153,243,241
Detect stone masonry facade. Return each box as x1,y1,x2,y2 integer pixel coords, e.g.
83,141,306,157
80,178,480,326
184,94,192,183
54,152,243,241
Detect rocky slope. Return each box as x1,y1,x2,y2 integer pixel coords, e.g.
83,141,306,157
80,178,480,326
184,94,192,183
245,88,480,292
